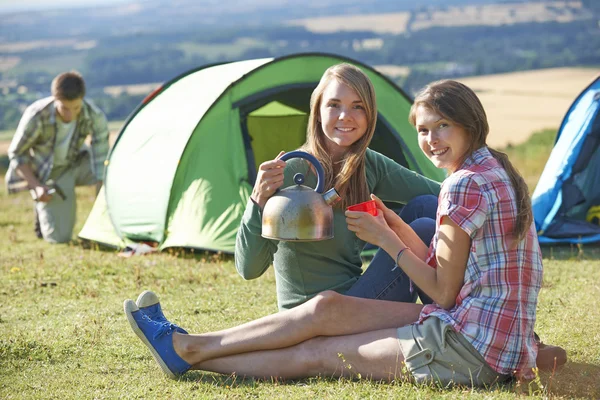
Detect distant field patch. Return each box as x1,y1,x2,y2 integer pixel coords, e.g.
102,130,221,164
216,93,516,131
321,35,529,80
0,56,20,72
3,53,86,75
0,39,96,53
288,12,411,34
374,65,410,79
178,38,268,60
289,1,591,34
103,83,160,97
0,128,14,142
458,67,600,147
411,1,590,31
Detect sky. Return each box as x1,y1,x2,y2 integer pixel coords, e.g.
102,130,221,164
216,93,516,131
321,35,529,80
0,0,132,13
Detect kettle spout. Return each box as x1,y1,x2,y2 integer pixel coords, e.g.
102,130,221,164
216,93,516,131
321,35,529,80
323,188,341,206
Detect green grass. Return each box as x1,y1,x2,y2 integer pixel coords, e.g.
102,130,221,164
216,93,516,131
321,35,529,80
1,131,599,399
500,128,557,193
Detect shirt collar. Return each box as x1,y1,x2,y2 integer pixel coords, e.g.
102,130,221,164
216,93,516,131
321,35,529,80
49,97,88,124
459,146,493,170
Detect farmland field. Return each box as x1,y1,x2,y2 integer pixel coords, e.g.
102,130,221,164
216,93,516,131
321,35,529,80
0,39,97,54
288,12,412,35
411,1,590,31
103,83,160,97
288,0,591,34
457,67,600,147
2,53,87,77
374,65,411,79
0,56,20,72
178,38,269,60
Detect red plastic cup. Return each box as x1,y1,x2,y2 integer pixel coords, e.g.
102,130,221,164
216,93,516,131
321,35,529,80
346,200,378,216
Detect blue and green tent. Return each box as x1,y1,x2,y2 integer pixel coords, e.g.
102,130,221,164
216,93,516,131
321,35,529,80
532,76,600,244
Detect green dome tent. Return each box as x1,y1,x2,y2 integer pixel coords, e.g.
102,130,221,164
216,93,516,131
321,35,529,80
79,53,445,253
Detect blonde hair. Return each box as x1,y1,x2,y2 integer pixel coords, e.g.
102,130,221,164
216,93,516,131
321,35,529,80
302,63,377,209
409,80,532,241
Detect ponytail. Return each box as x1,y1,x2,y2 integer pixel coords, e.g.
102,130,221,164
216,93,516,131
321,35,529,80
488,148,533,241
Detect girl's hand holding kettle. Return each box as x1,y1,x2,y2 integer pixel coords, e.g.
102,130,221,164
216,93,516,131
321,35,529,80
251,151,286,209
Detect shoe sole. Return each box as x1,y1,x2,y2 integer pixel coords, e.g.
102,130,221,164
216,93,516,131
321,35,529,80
123,299,177,379
136,290,159,309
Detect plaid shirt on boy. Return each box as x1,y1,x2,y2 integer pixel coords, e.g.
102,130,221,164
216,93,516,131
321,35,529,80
5,96,109,193
419,146,543,380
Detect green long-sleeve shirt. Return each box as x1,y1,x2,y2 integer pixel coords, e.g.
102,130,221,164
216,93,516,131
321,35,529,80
235,148,441,310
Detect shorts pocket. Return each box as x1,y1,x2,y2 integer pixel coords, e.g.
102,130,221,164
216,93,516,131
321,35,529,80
405,348,435,371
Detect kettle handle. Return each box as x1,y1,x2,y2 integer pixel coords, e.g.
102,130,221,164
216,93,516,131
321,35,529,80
279,150,324,193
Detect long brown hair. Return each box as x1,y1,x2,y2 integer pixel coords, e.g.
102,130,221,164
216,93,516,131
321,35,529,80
409,80,532,241
302,63,377,209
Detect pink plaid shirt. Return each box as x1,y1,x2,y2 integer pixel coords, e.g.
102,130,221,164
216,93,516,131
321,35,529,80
419,146,543,380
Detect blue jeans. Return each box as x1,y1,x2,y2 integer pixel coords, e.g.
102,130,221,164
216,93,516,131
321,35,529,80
345,194,437,304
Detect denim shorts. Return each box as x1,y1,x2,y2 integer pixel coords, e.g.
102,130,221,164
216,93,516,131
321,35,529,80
396,317,510,387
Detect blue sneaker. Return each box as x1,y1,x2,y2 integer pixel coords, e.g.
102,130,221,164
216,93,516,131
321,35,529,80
136,291,188,334
123,299,191,378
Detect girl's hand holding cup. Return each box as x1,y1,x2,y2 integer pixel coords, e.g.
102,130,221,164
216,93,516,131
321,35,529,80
369,194,407,231
346,197,395,247
346,199,378,216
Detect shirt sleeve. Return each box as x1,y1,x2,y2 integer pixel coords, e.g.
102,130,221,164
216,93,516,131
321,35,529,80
368,151,441,204
438,172,489,237
234,198,278,280
88,105,110,181
234,157,307,280
7,105,42,167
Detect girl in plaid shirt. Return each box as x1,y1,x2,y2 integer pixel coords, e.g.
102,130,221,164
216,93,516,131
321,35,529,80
123,80,564,387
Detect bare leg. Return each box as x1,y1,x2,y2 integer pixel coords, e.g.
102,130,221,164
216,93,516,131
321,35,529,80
195,328,407,381
174,291,422,366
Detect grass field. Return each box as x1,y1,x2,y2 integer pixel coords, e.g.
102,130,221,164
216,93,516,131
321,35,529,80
501,129,556,193
1,127,599,399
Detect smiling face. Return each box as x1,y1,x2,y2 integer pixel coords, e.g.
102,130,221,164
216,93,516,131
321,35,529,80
415,105,470,172
318,79,368,161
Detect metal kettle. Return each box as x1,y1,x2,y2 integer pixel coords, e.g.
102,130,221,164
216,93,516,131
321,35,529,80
262,151,340,241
